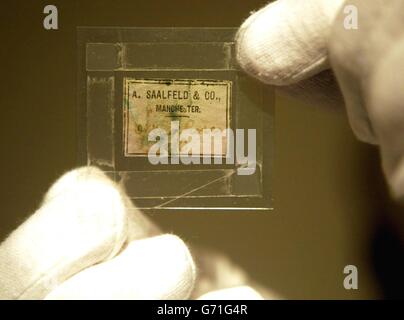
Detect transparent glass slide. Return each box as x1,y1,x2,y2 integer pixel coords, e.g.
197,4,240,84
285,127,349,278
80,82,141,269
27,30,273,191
77,27,274,212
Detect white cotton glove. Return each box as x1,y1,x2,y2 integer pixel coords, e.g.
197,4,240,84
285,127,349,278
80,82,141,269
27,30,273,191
236,0,404,201
0,167,268,300
0,167,193,300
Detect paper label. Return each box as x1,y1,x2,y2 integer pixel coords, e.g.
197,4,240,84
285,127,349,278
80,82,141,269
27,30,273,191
124,78,231,156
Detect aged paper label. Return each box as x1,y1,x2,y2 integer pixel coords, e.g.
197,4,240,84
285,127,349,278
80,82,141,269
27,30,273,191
124,79,231,156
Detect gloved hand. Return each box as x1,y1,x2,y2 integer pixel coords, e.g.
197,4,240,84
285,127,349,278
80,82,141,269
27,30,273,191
236,0,404,200
0,167,270,300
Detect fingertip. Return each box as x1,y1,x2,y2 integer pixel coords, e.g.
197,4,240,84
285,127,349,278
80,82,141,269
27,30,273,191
236,2,287,85
43,166,115,204
42,166,129,259
143,234,196,299
236,0,342,85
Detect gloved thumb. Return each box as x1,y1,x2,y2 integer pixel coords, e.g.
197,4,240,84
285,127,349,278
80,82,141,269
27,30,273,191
236,0,344,86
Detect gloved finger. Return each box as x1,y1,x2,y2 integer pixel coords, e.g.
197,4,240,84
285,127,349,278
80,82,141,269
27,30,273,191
0,166,158,299
45,235,195,300
236,0,344,86
198,286,264,300
367,38,404,201
43,167,160,243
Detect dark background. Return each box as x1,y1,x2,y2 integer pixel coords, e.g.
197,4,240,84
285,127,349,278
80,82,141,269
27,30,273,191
1,0,403,299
